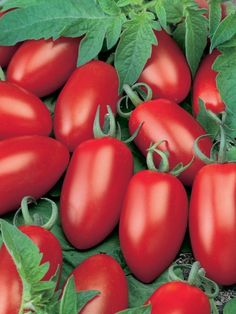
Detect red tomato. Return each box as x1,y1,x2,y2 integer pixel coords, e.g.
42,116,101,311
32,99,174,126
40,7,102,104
129,99,212,186
0,135,69,215
0,81,52,139
145,281,211,314
119,170,188,283
190,163,236,285
68,254,128,314
193,50,224,115
195,0,236,18
60,137,133,249
138,30,191,103
0,10,19,68
0,225,62,314
7,37,80,97
54,60,119,152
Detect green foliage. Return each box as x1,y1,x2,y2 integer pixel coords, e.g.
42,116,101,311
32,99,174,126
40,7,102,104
224,298,236,314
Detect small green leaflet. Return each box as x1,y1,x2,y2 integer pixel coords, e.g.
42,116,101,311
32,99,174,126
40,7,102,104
116,304,151,314
0,219,55,312
162,0,184,24
223,298,236,314
208,0,222,38
210,12,236,51
77,290,100,312
115,12,158,92
213,47,236,138
184,4,208,76
155,0,167,30
98,0,121,16
0,66,5,80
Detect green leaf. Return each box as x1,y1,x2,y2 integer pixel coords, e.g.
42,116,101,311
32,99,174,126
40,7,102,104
155,0,167,29
162,0,184,24
224,298,236,314
209,0,222,38
196,100,220,139
77,290,100,312
98,0,121,15
213,47,236,138
116,0,131,7
117,304,151,314
106,15,124,49
115,12,158,92
226,146,236,162
210,12,236,51
0,0,83,45
184,5,208,76
2,0,46,10
0,219,56,311
0,66,5,80
173,21,186,51
59,276,77,314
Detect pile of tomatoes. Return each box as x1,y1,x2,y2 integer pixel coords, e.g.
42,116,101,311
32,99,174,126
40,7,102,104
0,4,235,314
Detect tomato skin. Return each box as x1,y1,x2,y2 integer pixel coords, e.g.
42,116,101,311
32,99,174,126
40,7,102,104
138,30,191,103
193,50,224,115
119,170,188,283
69,254,128,314
195,0,236,18
0,81,52,139
0,11,19,68
60,137,133,249
7,37,80,97
54,60,119,152
129,99,212,186
145,281,211,314
0,135,70,215
190,163,236,285
0,225,62,314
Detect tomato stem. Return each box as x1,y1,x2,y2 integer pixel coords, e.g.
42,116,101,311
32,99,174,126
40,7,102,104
13,196,58,231
146,142,170,172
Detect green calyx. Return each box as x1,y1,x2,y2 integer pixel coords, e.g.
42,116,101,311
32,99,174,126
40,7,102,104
0,67,5,81
13,196,58,231
194,109,236,164
146,142,194,176
93,104,143,144
117,82,153,118
168,262,219,313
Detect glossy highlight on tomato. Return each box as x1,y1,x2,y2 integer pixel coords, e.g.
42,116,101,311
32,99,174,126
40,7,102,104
145,281,211,314
129,99,212,186
190,163,236,285
54,60,119,152
7,37,80,97
0,81,52,139
138,30,191,103
60,137,133,249
0,10,19,68
193,50,225,115
119,170,188,283
0,225,62,314
68,254,128,314
0,135,70,215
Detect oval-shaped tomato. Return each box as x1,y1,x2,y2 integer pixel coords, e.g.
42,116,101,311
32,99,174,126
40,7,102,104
119,170,188,283
193,50,224,115
0,10,20,68
7,37,80,97
145,281,211,314
0,81,52,139
0,135,69,215
138,30,191,103
60,137,133,249
129,99,212,186
0,225,62,314
190,163,236,285
67,254,128,314
54,60,119,152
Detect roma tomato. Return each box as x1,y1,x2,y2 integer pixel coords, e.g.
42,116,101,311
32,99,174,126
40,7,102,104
60,137,133,249
193,50,225,115
129,99,212,186
195,0,236,18
119,170,188,283
145,281,211,314
67,254,128,314
138,30,191,103
190,163,236,285
0,225,62,314
0,11,19,68
54,60,119,152
0,136,69,215
7,37,80,97
0,81,52,139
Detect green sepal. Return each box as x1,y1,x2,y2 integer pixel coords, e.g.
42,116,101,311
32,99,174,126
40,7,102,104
116,304,151,314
